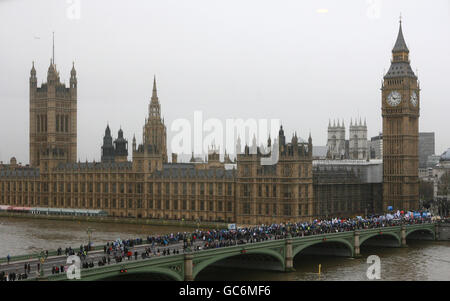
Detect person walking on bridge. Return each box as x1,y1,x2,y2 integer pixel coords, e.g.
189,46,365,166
6,254,10,264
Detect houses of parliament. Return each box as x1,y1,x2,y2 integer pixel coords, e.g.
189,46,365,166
0,21,420,225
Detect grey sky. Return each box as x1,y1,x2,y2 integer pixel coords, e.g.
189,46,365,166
0,0,449,164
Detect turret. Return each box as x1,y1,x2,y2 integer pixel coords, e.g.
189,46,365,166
30,62,37,96
278,125,285,147
114,128,128,162
101,124,115,163
70,62,77,93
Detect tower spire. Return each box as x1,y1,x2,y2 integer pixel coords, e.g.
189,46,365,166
152,75,158,99
392,17,409,53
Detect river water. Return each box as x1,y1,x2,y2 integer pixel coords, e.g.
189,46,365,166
0,217,449,281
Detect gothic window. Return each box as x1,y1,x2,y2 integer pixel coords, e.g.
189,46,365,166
243,184,250,197
283,204,291,216
227,201,232,212
243,203,250,215
283,165,292,176
56,115,59,132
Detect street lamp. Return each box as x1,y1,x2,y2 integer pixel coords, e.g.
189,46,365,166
86,227,94,249
38,251,45,277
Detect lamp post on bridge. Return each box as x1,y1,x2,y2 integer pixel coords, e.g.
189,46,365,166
37,250,46,278
86,227,94,250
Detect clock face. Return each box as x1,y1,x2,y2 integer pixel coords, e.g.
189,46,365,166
410,91,418,107
387,91,401,106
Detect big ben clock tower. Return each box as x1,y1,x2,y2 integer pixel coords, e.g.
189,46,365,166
382,19,420,212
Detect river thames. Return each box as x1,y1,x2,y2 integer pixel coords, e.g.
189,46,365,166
0,217,449,281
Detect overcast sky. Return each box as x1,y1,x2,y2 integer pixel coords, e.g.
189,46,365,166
0,0,449,164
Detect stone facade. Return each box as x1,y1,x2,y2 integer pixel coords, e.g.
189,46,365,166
326,119,369,160
29,60,77,169
0,23,418,224
326,120,346,159
349,119,368,160
0,71,315,225
382,21,420,211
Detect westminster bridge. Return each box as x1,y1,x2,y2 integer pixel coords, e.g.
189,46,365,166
25,222,440,281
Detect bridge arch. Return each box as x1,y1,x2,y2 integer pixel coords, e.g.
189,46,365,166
359,232,401,247
79,265,183,281
192,248,285,280
293,238,354,258
406,228,435,240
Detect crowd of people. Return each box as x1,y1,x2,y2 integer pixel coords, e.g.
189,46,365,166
1,210,435,280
